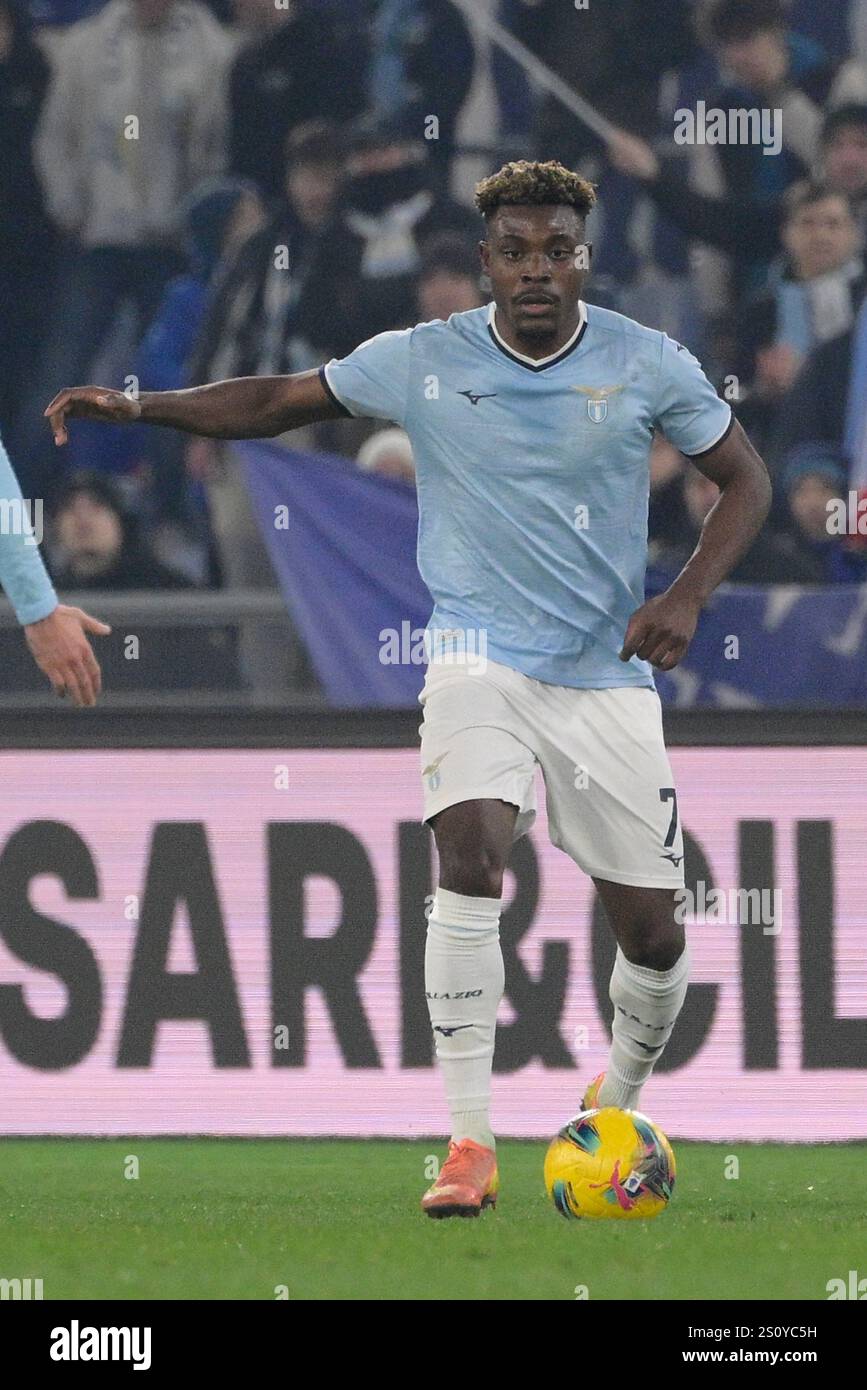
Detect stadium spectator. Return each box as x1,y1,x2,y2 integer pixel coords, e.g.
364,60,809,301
184,123,356,676
131,176,265,580
737,181,864,384
343,114,481,334
607,99,867,307
647,432,689,556
789,0,854,60
0,0,54,441
706,0,867,153
731,342,803,468
651,458,826,584
227,0,366,200
416,234,487,323
24,0,106,23
189,121,360,385
136,177,265,398
780,446,867,581
23,463,245,695
771,285,867,506
369,0,475,189
16,0,233,502
227,0,282,43
48,471,194,590
821,101,867,216
356,427,415,484
504,0,697,281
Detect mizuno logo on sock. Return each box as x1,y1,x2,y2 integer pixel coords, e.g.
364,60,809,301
433,1024,474,1037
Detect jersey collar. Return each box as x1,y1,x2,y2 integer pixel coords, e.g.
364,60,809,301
487,300,588,371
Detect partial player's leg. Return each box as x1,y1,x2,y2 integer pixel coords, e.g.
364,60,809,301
531,684,689,1115
416,655,539,1217
583,879,688,1111
421,797,515,1217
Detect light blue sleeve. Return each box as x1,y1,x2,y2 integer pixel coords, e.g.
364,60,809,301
320,327,413,426
0,433,58,626
653,333,733,458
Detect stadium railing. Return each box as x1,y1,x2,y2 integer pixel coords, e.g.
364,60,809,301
0,590,322,708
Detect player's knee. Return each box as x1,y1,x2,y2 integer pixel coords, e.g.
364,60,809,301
437,847,505,899
623,925,685,972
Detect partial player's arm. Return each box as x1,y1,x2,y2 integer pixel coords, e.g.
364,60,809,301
0,433,109,705
621,419,772,670
45,369,342,446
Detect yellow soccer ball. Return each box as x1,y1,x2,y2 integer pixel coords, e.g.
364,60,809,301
544,1106,676,1220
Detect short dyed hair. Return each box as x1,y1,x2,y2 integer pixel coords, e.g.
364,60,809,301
474,160,596,221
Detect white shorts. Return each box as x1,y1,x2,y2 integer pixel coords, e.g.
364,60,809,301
418,654,685,889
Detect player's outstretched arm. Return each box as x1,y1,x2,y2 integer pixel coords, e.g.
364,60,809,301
44,369,342,446
621,419,772,671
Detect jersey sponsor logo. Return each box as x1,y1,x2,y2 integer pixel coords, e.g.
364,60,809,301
571,383,624,423
457,389,498,406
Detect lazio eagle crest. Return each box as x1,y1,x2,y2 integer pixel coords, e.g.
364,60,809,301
571,384,625,423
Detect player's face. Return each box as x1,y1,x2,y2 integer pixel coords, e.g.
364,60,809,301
481,205,588,346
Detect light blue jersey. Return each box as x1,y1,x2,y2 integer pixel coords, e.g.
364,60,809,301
322,302,732,688
0,433,57,626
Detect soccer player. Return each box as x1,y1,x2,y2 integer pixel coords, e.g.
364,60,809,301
44,161,771,1217
0,432,109,706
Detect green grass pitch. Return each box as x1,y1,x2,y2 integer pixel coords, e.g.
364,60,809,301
1,1139,864,1300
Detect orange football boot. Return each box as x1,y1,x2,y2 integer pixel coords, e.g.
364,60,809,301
580,1071,605,1111
421,1138,499,1218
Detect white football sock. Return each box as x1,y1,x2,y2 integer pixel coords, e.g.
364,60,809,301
425,887,504,1151
598,945,690,1110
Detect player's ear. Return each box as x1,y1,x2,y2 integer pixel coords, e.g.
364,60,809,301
479,238,490,272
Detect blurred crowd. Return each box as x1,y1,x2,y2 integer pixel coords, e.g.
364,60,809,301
3,0,867,602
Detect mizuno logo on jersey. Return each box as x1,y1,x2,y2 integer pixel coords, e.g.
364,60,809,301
457,390,498,405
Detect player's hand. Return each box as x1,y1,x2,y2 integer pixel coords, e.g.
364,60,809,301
44,386,142,446
620,591,700,671
606,129,660,182
24,604,112,707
